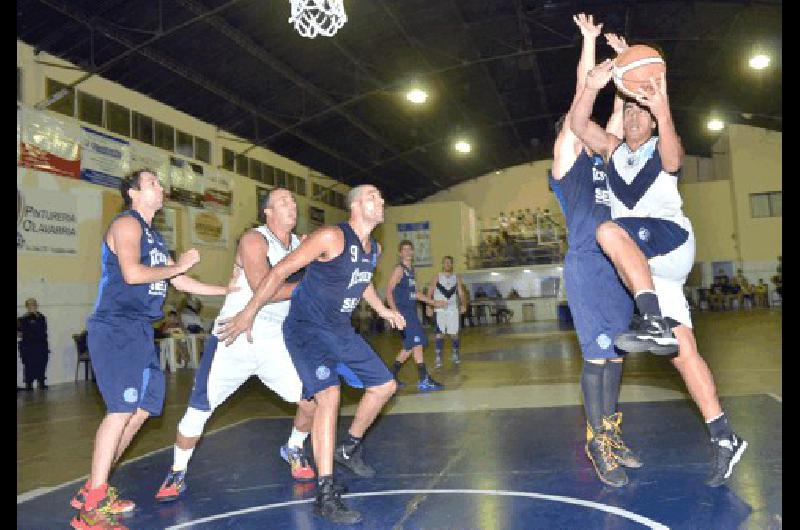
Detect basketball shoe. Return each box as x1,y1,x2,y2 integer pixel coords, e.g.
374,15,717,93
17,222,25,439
615,314,679,355
155,468,187,502
706,433,748,487
280,444,316,481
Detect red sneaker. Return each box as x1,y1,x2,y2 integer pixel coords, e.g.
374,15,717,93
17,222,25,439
280,444,316,481
71,483,135,514
155,468,187,502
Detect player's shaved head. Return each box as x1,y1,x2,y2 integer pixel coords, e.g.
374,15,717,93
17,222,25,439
347,184,377,211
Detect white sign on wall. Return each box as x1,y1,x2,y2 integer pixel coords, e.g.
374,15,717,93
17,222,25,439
17,186,78,255
80,126,131,188
397,221,432,267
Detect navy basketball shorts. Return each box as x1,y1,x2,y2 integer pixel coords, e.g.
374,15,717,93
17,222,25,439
611,217,695,327
283,317,393,400
400,310,428,350
87,317,166,416
564,249,635,360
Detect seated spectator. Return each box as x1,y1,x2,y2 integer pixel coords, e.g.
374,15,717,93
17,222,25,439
159,310,191,367
732,269,753,309
772,256,782,301
754,279,769,308
507,288,521,300
181,295,207,333
474,287,487,299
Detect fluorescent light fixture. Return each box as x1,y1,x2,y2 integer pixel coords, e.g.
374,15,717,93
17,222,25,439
454,140,472,154
707,118,725,132
490,272,500,276
406,88,428,104
523,269,532,273
749,54,770,70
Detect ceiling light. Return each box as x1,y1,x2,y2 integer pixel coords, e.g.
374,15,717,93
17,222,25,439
406,88,428,104
523,269,532,273
454,140,472,154
490,272,500,276
749,54,770,70
707,119,725,132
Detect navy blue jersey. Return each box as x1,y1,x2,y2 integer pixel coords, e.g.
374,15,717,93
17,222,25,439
288,222,379,330
90,209,170,322
549,150,611,252
392,264,418,316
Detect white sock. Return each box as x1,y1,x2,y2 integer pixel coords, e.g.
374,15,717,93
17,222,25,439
172,445,195,472
287,427,309,449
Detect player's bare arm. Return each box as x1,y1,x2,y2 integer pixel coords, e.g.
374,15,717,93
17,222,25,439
216,226,344,344
385,265,403,312
571,59,623,161
111,216,198,284
363,283,405,330
604,33,628,139
635,73,684,173
238,230,298,303
456,276,467,314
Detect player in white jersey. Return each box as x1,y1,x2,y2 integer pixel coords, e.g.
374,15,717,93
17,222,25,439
427,256,466,368
155,189,319,502
570,59,747,488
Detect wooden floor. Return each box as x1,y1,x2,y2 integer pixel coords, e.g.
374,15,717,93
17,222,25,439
17,309,781,497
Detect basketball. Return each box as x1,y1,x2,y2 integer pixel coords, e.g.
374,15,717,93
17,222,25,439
612,45,666,98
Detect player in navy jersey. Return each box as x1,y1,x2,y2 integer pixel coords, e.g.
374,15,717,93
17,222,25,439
386,240,446,391
549,14,640,488
571,51,747,487
70,169,234,530
217,184,404,525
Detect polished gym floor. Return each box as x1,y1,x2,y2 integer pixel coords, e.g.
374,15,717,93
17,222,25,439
17,309,781,529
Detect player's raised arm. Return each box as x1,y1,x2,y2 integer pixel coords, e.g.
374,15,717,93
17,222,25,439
570,59,622,161
635,73,684,173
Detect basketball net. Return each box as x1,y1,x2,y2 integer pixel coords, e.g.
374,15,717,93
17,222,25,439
289,0,347,38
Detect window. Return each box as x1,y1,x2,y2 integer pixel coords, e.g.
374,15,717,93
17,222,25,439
235,154,249,176
45,78,74,117
750,192,782,218
295,176,306,196
335,192,345,209
132,112,154,144
313,183,323,200
17,68,21,103
176,130,194,158
286,173,295,192
77,91,103,127
154,121,175,151
222,148,235,171
249,159,262,181
105,101,130,137
276,169,287,188
195,137,211,163
262,164,275,185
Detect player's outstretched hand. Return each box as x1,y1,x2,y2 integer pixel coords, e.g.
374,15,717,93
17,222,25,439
215,307,257,345
635,72,670,119
380,308,406,330
176,248,200,273
586,58,614,90
605,33,629,54
573,13,602,39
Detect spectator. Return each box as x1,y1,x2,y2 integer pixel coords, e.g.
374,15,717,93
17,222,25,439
159,310,190,368
754,279,769,308
732,269,753,309
507,288,521,299
475,287,487,299
181,295,206,333
18,298,50,390
772,256,782,301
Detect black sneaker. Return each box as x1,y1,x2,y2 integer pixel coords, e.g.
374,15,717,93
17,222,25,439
334,442,376,478
706,433,748,487
603,413,643,469
586,432,629,487
314,477,362,524
615,314,679,356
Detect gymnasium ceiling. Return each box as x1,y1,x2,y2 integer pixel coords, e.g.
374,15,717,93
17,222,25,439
17,0,781,204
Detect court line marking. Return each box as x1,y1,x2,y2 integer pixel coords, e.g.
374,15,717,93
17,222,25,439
164,489,669,530
16,416,265,504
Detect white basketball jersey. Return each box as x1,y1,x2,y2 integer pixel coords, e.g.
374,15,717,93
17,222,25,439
433,272,459,312
607,136,692,233
218,227,300,323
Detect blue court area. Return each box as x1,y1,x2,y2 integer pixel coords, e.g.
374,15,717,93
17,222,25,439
18,395,780,529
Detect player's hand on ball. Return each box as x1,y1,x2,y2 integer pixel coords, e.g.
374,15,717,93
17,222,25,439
635,73,670,119
215,308,256,345
605,33,629,54
586,59,614,90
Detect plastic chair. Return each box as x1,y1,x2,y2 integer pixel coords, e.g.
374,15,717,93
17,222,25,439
73,331,94,381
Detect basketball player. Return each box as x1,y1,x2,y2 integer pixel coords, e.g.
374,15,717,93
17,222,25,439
427,256,467,368
155,188,325,503
550,14,641,487
216,184,404,524
386,240,447,391
71,169,233,530
570,59,748,486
